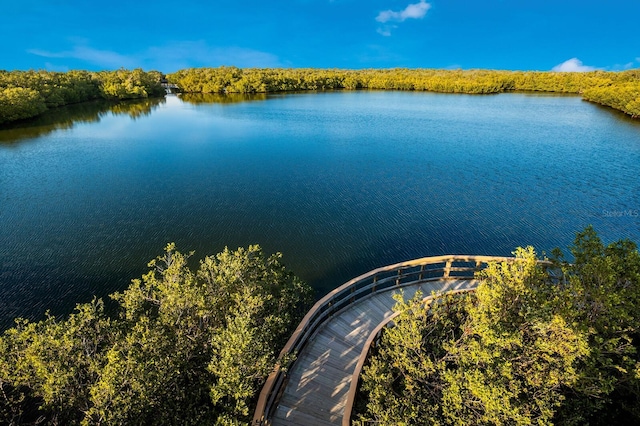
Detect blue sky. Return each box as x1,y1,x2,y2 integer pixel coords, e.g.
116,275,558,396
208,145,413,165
2,0,639,72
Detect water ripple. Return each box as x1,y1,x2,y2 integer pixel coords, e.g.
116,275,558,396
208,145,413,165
1,92,639,328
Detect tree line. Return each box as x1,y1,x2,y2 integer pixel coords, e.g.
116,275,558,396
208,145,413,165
0,69,165,124
2,67,638,125
356,226,640,425
0,245,313,425
168,67,640,118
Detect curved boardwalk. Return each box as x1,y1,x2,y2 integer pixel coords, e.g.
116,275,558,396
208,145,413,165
254,255,519,426
273,278,478,425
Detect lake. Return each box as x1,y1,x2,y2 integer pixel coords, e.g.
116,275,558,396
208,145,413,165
1,91,639,329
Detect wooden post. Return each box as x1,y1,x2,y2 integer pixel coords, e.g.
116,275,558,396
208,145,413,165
419,264,425,281
444,260,452,278
475,260,483,278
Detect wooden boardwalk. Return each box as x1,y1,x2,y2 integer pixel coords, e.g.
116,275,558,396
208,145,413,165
253,255,528,426
272,278,478,425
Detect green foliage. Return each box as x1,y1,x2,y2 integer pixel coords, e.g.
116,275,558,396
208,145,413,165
0,244,312,425
3,67,639,124
358,228,640,425
98,69,165,100
360,290,471,425
0,88,47,124
0,299,112,425
0,70,101,110
552,226,640,424
168,67,640,118
440,248,589,426
0,69,165,124
583,83,640,117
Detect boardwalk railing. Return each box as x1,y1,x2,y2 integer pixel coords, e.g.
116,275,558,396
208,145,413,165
253,254,523,425
342,256,556,426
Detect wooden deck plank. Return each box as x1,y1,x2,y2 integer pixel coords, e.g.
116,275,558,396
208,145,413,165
283,372,350,400
323,318,372,344
327,320,369,341
277,382,350,416
298,348,359,373
311,332,352,356
365,295,397,313
311,331,359,357
272,401,340,426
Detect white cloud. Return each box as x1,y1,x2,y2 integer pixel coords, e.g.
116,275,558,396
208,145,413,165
144,42,282,71
28,41,282,72
376,0,431,23
551,58,597,72
28,46,136,69
602,61,638,71
376,26,394,37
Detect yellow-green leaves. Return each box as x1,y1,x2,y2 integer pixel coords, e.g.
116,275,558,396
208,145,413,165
0,244,312,425
167,67,640,118
359,228,640,425
0,69,165,124
0,87,47,123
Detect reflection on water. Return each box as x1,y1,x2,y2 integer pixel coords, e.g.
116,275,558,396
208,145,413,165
106,98,166,119
0,91,639,329
0,97,166,144
179,92,268,104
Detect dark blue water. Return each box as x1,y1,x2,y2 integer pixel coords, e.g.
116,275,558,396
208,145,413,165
1,91,639,328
